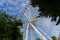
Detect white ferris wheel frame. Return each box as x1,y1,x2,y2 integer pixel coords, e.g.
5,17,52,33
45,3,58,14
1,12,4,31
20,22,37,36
20,1,52,40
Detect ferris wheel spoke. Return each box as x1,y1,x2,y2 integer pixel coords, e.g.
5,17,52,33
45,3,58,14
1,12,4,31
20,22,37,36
20,1,31,18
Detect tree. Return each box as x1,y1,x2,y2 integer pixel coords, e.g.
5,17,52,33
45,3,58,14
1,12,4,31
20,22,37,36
36,38,41,40
36,36,57,40
11,19,23,40
51,36,57,40
0,11,23,40
31,0,60,25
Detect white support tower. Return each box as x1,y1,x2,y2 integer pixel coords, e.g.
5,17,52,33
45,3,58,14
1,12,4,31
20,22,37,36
25,23,29,40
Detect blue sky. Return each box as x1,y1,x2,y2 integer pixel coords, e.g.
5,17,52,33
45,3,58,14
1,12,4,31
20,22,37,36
0,0,60,40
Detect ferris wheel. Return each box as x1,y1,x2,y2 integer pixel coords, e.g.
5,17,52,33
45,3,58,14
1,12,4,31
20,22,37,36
20,1,52,40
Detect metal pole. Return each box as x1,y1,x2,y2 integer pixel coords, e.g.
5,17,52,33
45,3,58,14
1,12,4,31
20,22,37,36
30,23,47,40
37,26,52,40
31,28,34,40
25,23,29,40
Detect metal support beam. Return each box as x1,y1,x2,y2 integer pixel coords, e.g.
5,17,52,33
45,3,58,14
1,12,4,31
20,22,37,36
37,27,52,40
30,23,47,40
31,28,34,40
25,23,29,40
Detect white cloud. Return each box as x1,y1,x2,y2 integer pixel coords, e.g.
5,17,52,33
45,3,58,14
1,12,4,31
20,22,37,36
0,0,28,16
52,25,60,37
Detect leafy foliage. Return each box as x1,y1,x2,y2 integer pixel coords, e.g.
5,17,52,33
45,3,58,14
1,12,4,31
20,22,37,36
0,11,23,40
36,36,57,40
31,0,60,25
36,38,41,40
51,36,57,40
